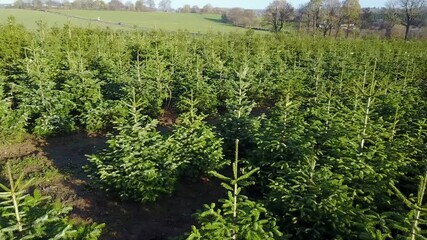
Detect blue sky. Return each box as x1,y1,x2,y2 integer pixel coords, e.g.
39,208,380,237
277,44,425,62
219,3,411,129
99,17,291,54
0,0,388,8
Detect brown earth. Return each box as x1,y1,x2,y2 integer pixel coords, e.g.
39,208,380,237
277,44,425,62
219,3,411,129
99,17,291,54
0,132,225,240
0,136,41,160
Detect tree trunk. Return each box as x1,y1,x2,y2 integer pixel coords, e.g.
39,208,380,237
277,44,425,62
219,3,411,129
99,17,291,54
312,16,316,37
404,24,410,41
385,26,392,38
335,27,340,39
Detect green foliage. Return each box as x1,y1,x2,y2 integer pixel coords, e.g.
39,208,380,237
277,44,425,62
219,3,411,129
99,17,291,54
0,96,27,144
219,67,257,157
387,170,427,240
0,23,426,239
188,139,283,240
128,42,172,117
86,91,179,202
14,47,76,137
268,155,360,239
0,162,104,239
60,57,109,133
168,96,225,180
173,54,219,115
0,19,30,143
0,17,30,62
252,97,307,190
188,195,283,240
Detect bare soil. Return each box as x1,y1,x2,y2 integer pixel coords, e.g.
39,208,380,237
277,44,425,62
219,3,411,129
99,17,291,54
0,132,225,240
0,136,41,160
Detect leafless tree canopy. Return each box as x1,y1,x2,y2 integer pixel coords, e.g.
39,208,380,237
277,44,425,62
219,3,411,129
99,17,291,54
387,0,426,39
146,0,155,10
265,0,294,32
158,0,171,12
222,8,257,28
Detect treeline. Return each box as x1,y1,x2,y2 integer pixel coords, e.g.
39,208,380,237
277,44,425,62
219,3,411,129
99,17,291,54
221,8,258,28
14,0,158,11
297,0,426,40
9,0,427,39
263,0,427,39
12,0,222,13
219,0,427,39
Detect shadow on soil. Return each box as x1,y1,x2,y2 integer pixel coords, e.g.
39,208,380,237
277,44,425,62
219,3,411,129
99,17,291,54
203,17,229,25
41,132,225,240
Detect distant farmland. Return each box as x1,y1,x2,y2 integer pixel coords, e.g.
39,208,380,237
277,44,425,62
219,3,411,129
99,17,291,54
0,9,251,32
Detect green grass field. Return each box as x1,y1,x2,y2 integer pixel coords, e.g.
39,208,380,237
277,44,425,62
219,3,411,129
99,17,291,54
0,9,109,29
0,9,250,32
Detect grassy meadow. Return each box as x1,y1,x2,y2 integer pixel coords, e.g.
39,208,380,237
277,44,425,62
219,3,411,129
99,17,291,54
0,9,109,29
0,9,249,32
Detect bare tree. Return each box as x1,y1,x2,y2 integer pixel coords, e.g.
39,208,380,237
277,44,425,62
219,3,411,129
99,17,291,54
146,0,155,10
388,0,426,40
202,4,213,14
191,5,200,13
224,8,257,27
62,0,71,9
13,0,26,8
360,8,374,29
294,4,306,32
108,0,124,10
94,0,107,10
125,0,134,11
307,0,323,35
179,4,191,13
382,2,400,38
320,0,342,37
31,0,43,9
135,0,145,11
158,0,171,12
264,0,294,32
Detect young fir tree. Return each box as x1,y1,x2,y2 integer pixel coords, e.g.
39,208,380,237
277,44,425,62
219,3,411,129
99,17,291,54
384,170,427,240
167,94,225,180
86,89,179,202
0,89,27,144
0,162,104,239
187,139,283,240
14,45,76,137
174,54,219,115
219,66,256,157
59,42,113,133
